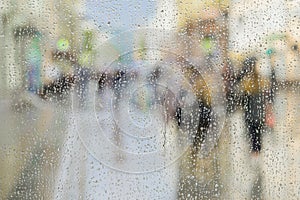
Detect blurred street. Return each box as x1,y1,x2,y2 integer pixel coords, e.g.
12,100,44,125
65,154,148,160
0,80,299,199
1,0,300,199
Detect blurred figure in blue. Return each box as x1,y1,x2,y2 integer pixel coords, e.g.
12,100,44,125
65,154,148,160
26,35,42,93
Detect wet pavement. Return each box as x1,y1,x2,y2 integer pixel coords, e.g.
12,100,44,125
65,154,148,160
0,82,299,199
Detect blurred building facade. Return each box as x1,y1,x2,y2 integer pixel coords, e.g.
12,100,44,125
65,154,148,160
0,0,87,96
0,0,86,198
228,0,300,82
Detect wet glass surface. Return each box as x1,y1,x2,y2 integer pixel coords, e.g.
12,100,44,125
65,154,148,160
0,0,300,199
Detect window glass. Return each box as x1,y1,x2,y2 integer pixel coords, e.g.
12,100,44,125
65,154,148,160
0,0,299,199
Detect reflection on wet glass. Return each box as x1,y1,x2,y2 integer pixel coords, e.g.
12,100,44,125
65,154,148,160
0,0,299,199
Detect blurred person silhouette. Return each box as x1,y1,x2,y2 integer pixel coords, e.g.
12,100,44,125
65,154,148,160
40,49,76,99
112,69,127,105
180,63,212,157
98,72,111,94
25,35,42,93
75,30,95,109
233,57,274,156
222,58,237,115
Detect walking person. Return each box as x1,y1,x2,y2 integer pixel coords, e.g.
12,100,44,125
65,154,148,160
227,56,275,155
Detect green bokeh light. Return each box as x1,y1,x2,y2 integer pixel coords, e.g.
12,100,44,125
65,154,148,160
57,38,70,51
